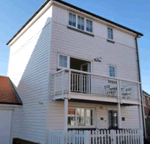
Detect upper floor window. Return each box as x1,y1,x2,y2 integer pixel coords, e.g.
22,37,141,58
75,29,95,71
86,19,93,33
58,55,68,68
148,98,150,105
68,12,93,33
78,16,84,30
108,28,113,40
69,13,76,27
109,66,116,77
143,96,146,106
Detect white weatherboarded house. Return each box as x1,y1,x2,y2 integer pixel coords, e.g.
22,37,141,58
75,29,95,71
7,0,144,144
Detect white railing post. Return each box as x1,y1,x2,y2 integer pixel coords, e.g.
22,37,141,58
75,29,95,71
140,129,144,144
64,98,68,132
111,130,116,144
117,80,121,128
84,131,90,144
62,70,65,97
68,70,71,95
54,74,56,98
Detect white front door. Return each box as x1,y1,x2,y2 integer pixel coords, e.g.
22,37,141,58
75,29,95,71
0,110,12,144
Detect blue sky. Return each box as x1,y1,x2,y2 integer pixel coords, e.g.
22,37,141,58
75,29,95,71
0,0,149,93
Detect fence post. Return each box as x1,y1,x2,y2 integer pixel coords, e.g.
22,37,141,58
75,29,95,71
111,130,116,144
140,129,144,144
84,131,90,144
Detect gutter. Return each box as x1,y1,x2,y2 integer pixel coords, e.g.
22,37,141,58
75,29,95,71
135,35,146,139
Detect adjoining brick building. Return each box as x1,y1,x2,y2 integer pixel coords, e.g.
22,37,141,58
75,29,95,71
143,90,150,139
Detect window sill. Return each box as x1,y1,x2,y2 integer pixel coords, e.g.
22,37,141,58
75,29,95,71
67,25,94,37
107,39,115,44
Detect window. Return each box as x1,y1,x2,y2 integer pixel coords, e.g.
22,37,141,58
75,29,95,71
86,109,94,126
58,55,68,68
143,96,146,106
69,13,76,27
148,98,150,105
78,16,84,30
109,66,116,77
68,13,93,34
108,28,113,40
149,110,150,117
86,19,93,33
68,108,95,126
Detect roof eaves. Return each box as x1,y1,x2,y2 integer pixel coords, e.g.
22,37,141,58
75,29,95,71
55,0,143,36
6,0,143,45
8,77,23,105
143,90,150,96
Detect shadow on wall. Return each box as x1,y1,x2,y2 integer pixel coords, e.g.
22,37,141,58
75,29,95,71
12,17,52,144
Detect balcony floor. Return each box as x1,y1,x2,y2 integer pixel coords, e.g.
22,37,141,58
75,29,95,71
53,92,140,105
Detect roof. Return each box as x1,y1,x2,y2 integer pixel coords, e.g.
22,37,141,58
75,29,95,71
0,76,22,105
7,0,143,45
143,90,150,96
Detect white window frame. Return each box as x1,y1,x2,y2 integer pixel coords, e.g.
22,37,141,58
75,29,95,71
77,15,85,31
68,12,93,34
107,27,113,40
86,19,93,33
68,107,96,128
58,54,70,69
68,12,77,28
108,65,116,78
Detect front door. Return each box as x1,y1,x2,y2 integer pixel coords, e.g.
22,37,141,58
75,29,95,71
108,110,118,129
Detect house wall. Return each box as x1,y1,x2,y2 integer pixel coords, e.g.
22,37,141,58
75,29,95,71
47,5,141,131
47,100,140,130
50,6,139,81
7,6,53,144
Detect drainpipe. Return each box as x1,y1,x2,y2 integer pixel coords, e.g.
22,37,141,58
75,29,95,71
135,35,146,139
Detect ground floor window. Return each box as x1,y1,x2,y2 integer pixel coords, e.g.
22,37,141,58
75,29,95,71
68,108,95,126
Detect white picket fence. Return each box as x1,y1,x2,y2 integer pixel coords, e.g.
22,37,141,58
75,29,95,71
48,129,143,144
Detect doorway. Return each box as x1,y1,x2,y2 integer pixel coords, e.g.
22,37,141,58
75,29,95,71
70,58,91,93
108,110,118,129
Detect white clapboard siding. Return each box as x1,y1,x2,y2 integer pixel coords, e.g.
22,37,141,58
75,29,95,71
47,101,140,130
7,6,53,144
52,6,136,49
50,6,139,82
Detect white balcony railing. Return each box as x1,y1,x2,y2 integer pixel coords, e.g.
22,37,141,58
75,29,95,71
51,69,140,101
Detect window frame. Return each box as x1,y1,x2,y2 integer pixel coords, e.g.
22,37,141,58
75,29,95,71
68,107,96,128
68,12,77,28
143,96,146,106
108,65,116,78
86,19,93,33
107,27,114,40
68,12,93,34
77,15,85,31
58,54,70,69
147,98,150,105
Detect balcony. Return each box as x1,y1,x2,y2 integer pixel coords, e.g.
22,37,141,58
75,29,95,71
51,69,141,105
